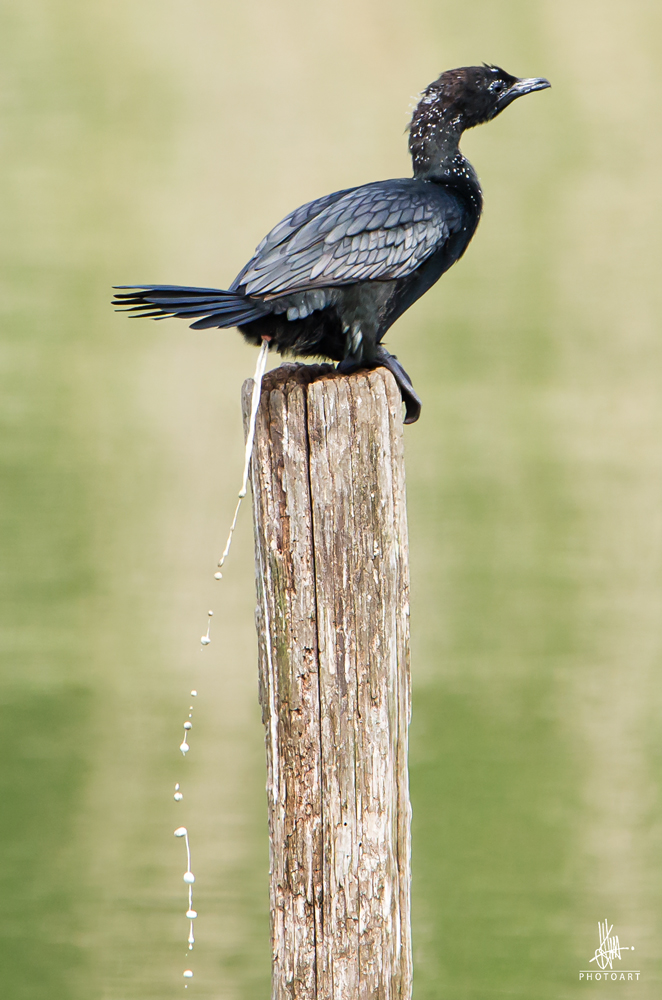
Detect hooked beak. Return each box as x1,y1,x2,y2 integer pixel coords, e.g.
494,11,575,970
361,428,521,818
497,76,551,110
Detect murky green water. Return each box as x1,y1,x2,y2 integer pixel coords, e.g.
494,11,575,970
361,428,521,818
2,1,661,997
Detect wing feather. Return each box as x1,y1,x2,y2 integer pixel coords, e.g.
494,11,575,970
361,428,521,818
231,179,463,298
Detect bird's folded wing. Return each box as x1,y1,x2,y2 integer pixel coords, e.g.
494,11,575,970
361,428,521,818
231,180,462,297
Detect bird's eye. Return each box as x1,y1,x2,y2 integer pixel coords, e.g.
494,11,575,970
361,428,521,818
490,80,507,93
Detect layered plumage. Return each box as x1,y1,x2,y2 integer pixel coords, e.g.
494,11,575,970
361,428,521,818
114,65,549,423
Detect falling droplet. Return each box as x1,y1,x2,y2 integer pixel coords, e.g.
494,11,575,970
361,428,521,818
201,610,213,646
171,347,268,972
213,340,268,576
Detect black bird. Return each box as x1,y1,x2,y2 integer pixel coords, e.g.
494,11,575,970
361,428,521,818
114,65,549,423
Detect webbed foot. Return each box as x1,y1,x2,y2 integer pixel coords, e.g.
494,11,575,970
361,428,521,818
373,347,422,424
337,348,422,424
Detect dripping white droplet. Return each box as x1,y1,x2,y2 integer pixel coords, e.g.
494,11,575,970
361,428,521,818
214,572,222,580
180,741,189,755
214,340,268,574
191,690,197,697
184,722,192,731
174,792,183,801
208,610,213,617
200,636,210,645
183,970,193,978
186,909,197,918
175,783,180,791
174,827,187,838
184,871,195,884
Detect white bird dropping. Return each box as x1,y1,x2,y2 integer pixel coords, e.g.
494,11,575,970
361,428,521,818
201,610,213,646
171,346,269,980
214,339,269,569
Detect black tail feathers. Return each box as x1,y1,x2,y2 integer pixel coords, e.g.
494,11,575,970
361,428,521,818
112,284,270,330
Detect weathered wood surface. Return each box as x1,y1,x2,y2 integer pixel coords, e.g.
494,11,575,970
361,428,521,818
243,363,412,1000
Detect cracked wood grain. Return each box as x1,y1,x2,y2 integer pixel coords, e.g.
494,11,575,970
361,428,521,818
244,364,412,1000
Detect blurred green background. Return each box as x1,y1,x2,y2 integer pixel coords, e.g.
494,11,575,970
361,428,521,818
1,1,661,997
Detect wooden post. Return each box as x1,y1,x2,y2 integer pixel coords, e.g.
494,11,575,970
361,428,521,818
243,363,412,1000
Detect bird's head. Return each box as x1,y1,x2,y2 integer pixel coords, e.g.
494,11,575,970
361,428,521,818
412,64,551,131
409,64,550,176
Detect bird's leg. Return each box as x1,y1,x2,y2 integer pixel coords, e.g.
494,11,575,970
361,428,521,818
336,345,422,424
336,317,421,423
336,324,363,372
337,322,364,370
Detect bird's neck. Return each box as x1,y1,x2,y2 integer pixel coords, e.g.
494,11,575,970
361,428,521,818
411,131,482,209
409,110,480,188
410,119,461,178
